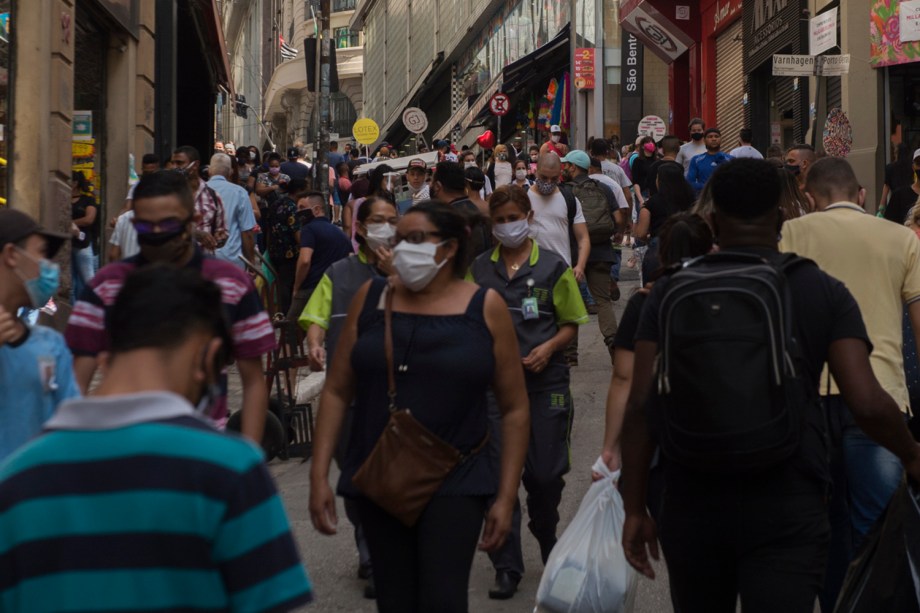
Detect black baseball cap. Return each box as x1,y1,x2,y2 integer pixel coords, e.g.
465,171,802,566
287,147,300,159
0,208,69,257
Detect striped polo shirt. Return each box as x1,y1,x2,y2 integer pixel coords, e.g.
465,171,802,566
0,392,313,612
65,248,275,360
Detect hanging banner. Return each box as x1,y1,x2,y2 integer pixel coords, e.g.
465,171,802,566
871,0,920,67
810,7,838,56
902,0,920,43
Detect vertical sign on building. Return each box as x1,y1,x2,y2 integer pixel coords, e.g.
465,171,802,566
620,32,644,143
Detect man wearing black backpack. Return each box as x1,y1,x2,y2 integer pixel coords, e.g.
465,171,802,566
561,150,626,361
620,158,920,612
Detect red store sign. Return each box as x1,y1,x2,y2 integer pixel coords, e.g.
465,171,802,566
705,0,744,38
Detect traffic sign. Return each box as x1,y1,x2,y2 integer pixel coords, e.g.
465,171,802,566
772,54,816,76
402,107,428,134
637,115,667,141
352,118,380,145
818,54,850,76
489,92,511,117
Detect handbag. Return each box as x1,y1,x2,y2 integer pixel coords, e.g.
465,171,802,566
351,284,488,527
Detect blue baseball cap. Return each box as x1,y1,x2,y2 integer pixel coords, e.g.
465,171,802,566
560,150,591,171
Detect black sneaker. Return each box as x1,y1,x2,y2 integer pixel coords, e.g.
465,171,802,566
488,571,520,600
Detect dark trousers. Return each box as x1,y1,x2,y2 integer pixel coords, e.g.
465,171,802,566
658,466,829,613
488,389,573,578
357,496,486,613
273,256,297,317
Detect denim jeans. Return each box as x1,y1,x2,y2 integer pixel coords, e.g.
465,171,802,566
72,245,95,303
610,249,622,282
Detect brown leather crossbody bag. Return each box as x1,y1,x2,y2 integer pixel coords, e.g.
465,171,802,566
351,284,488,527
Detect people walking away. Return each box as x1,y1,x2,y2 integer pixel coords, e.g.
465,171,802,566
883,147,920,224
633,163,697,281
675,117,707,173
290,192,353,322
431,161,492,264
621,157,920,613
465,166,491,217
541,125,568,157
784,143,817,190
561,150,625,360
590,137,633,213
470,185,588,600
780,156,920,610
66,171,274,443
729,128,764,159
0,265,313,612
300,195,397,600
687,128,732,193
879,143,914,216
266,178,309,316
487,144,515,188
171,146,228,253
281,146,310,183
309,201,530,613
645,135,683,199
0,208,77,462
70,171,98,301
208,153,257,271
327,140,347,169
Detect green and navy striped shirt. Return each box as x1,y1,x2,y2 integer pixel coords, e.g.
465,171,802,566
0,392,312,612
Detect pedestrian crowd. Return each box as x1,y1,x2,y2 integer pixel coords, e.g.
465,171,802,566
0,120,919,613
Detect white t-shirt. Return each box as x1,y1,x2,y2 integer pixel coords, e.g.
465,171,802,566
109,210,139,259
729,145,764,159
676,141,707,173
600,159,632,188
527,188,586,267
589,173,629,210
493,161,513,187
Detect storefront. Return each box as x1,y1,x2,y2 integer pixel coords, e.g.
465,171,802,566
701,0,744,146
743,0,809,152
872,0,920,158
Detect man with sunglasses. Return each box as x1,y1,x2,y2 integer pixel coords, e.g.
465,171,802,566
65,171,275,443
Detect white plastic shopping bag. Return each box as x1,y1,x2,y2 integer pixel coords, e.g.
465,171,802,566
534,457,637,613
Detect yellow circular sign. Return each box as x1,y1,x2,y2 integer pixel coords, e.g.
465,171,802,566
352,118,380,146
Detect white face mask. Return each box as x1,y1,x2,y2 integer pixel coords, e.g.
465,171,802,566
392,240,448,292
464,162,476,169
364,222,396,252
515,169,527,181
492,218,530,249
551,134,561,143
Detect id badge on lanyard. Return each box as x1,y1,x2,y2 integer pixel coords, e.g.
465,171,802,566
522,278,539,320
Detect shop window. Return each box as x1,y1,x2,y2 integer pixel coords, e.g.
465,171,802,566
334,27,359,49
0,3,10,206
332,0,356,12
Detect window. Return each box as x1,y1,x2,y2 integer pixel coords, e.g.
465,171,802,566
334,27,359,49
332,0,356,12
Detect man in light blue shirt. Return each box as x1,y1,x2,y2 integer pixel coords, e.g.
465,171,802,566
208,153,257,269
0,208,80,461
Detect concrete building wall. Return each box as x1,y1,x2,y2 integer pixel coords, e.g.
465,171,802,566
643,51,670,136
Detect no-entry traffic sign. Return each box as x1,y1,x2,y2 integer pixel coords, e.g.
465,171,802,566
489,92,511,117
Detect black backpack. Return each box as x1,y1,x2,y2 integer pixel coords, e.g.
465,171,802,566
653,251,818,474
568,177,616,244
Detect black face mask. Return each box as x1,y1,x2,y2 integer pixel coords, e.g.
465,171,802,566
784,164,801,176
690,133,704,141
137,225,193,263
296,209,315,225
137,226,185,247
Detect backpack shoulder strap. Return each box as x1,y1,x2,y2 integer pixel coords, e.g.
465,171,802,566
559,184,577,228
775,252,817,274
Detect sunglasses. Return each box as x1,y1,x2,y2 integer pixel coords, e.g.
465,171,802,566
132,216,191,235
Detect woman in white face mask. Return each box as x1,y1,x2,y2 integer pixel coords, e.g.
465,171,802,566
512,159,532,189
310,200,530,612
468,185,588,597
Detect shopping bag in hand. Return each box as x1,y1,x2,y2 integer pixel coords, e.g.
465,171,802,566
834,480,920,613
535,457,637,613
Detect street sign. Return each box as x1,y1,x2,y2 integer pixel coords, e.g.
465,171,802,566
772,54,815,76
819,54,850,76
489,92,511,117
574,48,596,90
352,118,380,145
637,115,667,141
809,8,837,56
401,107,428,134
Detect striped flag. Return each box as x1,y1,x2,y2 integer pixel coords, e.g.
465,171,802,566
279,35,299,61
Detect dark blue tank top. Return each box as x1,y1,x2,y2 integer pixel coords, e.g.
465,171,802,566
337,278,497,498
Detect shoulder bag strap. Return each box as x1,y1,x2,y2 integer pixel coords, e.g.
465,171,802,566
384,283,398,414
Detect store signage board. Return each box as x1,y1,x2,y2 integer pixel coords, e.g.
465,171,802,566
620,1,693,62
903,0,920,44
574,48,596,90
637,115,667,141
489,92,511,116
352,118,380,145
401,107,428,134
809,7,837,56
772,54,816,76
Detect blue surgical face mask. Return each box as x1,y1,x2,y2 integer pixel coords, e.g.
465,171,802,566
15,247,60,309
